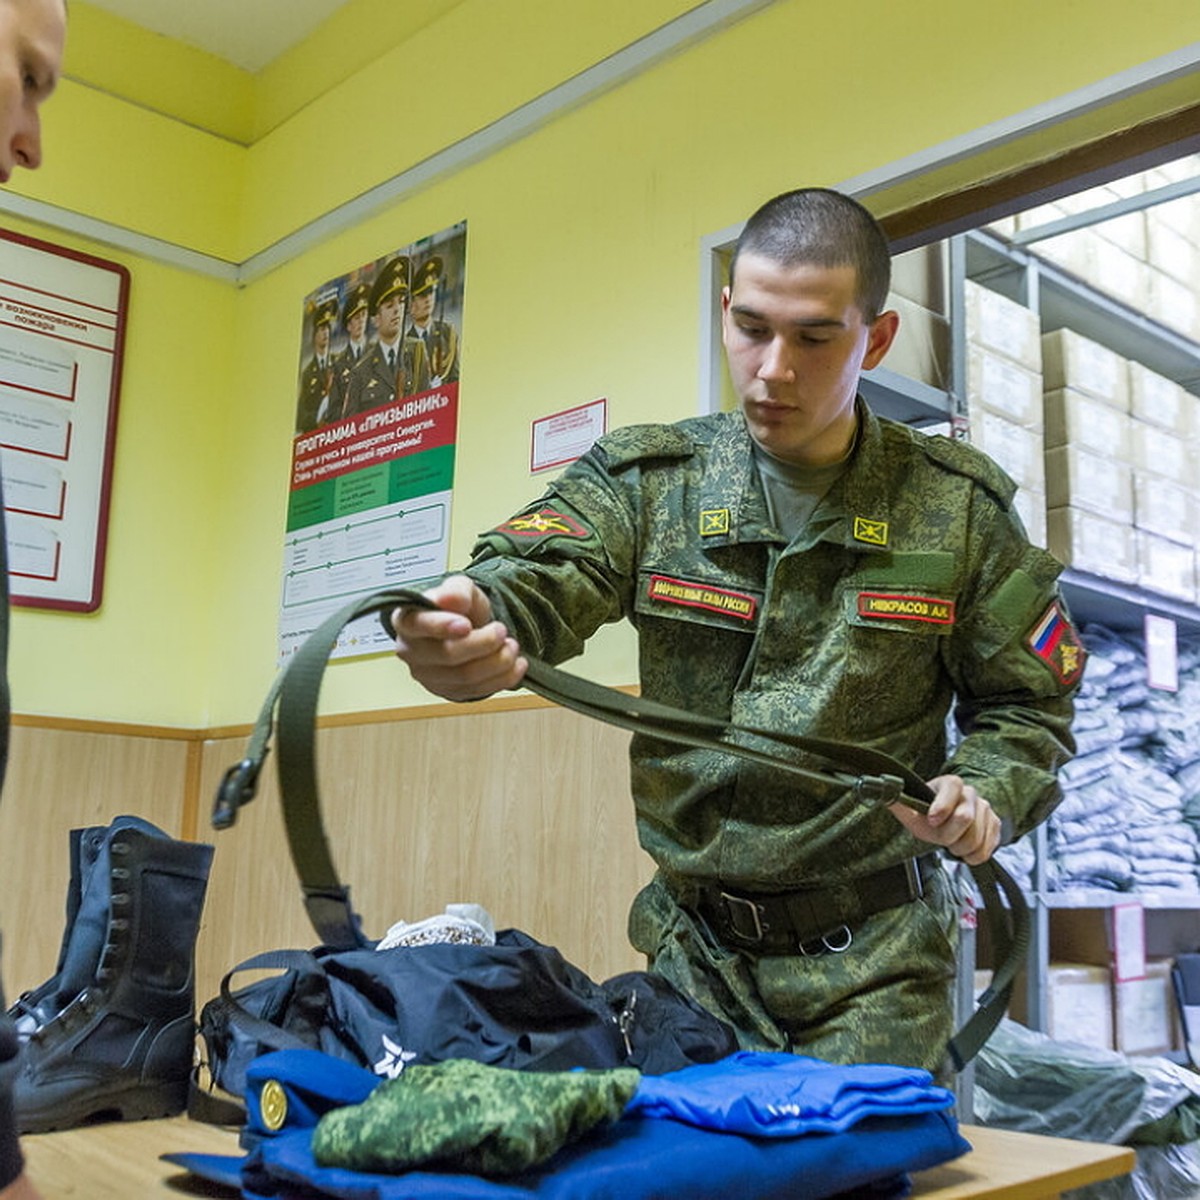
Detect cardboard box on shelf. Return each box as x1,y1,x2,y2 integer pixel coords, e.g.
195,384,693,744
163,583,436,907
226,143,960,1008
1030,230,1095,282
1145,268,1200,343
1147,192,1200,248
1136,530,1198,602
974,969,994,1001
967,344,1043,429
1011,963,1114,1051
1114,960,1182,1056
1146,216,1200,288
1129,419,1191,485
1043,387,1132,458
1091,210,1148,261
1088,239,1149,311
1013,487,1046,548
966,409,1044,492
1045,445,1134,523
1145,159,1200,189
1127,361,1190,433
889,244,947,314
964,279,1041,371
884,295,949,391
1042,329,1130,410
1047,507,1138,584
1133,474,1196,545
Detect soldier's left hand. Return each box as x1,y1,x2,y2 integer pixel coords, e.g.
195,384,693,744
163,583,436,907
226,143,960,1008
887,774,1001,865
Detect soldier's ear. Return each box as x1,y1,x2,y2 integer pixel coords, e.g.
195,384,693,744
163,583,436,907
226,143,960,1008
862,309,899,371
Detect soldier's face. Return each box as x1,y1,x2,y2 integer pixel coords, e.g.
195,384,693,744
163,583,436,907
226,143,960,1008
375,293,404,341
0,0,65,184
314,323,330,355
721,253,897,466
348,308,367,342
411,289,435,324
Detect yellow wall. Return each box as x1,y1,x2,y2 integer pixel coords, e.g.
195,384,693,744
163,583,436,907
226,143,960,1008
1,217,236,724
3,0,1198,727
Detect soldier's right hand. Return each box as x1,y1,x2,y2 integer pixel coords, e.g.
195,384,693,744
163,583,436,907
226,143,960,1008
389,574,528,702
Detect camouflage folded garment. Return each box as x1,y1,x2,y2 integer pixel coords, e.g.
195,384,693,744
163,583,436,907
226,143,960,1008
312,1059,640,1176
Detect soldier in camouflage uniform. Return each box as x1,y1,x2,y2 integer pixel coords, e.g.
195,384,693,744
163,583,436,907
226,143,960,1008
387,190,1082,1077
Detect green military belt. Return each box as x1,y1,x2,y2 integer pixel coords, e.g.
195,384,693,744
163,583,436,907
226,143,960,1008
675,855,939,956
215,587,1028,1071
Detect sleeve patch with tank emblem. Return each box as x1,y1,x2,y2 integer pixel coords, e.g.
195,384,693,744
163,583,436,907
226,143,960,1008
1026,600,1086,684
494,509,591,540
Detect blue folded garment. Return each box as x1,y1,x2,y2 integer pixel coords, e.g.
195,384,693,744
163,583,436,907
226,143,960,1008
625,1050,954,1135
166,1048,970,1200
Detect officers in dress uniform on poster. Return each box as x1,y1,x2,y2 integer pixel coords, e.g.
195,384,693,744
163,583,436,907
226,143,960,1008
295,298,338,432
342,256,431,419
329,281,372,420
406,255,460,386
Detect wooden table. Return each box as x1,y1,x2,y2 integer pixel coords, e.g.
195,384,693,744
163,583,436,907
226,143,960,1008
913,1124,1135,1198
20,1117,1135,1198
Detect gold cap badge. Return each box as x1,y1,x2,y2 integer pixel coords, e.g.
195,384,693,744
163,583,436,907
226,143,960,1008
260,1079,288,1132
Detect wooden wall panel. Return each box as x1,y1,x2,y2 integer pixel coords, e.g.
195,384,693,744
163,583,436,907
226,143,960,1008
0,726,192,1002
194,705,654,1008
0,706,656,1021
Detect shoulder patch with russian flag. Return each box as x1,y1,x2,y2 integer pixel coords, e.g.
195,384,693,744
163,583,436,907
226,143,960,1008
1025,600,1085,685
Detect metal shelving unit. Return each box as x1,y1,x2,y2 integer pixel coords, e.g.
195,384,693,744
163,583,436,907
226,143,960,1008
860,364,953,427
1059,567,1200,631
950,226,1200,1035
965,228,1200,392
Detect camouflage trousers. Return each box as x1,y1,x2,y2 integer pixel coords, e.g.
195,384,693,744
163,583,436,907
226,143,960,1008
628,863,960,1082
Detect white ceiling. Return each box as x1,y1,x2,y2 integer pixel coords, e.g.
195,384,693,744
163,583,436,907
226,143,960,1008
84,0,356,72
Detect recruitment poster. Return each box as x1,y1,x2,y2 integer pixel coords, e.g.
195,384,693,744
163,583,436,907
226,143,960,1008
279,221,465,662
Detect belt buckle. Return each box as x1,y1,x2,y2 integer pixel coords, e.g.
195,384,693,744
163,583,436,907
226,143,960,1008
719,891,767,943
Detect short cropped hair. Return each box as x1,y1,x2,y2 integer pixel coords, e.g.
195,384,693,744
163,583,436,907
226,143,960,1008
729,189,892,323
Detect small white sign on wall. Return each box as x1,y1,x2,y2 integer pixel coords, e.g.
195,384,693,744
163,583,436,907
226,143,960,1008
531,398,607,473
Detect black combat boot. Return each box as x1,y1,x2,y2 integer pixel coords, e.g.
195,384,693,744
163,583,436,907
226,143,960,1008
7,821,108,1040
10,816,214,1132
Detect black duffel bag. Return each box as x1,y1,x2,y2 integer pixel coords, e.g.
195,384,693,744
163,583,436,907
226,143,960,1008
196,928,737,1114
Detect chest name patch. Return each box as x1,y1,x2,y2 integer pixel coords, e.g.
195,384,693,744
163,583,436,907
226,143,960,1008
647,575,757,621
857,592,955,625
494,509,591,540
1026,600,1086,685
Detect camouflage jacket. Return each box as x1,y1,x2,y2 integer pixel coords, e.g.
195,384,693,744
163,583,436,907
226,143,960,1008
466,403,1081,890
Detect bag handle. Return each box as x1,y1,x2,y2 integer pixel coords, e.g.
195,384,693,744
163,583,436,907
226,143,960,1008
213,586,1026,1068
